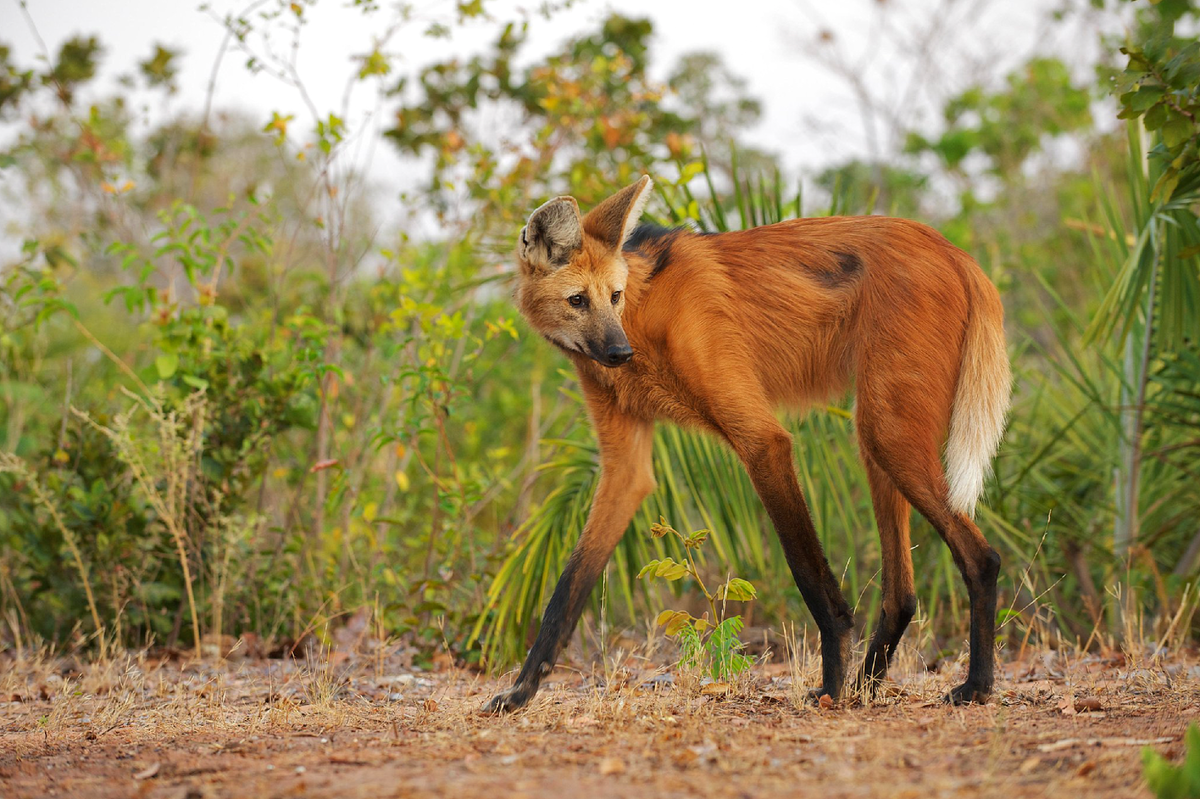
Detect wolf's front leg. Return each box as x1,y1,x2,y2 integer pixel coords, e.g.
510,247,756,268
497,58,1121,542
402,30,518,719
483,550,594,713
484,411,655,713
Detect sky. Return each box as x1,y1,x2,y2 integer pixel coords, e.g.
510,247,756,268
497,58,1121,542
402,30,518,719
0,0,1124,224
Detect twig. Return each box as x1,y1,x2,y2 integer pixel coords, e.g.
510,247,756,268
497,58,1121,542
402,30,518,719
72,318,153,401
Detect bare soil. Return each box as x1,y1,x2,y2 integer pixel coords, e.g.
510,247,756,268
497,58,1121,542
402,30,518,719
1,647,1196,799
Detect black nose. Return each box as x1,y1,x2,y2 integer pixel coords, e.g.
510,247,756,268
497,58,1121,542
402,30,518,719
604,343,633,366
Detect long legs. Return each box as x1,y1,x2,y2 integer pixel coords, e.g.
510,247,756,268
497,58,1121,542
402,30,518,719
858,452,917,691
486,380,998,710
858,418,1000,703
720,414,854,699
484,411,656,713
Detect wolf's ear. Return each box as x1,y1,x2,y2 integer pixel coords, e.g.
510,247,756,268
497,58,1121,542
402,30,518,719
518,196,582,272
582,175,653,251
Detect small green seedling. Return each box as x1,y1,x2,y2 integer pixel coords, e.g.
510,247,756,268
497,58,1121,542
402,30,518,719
1143,722,1200,799
637,518,757,681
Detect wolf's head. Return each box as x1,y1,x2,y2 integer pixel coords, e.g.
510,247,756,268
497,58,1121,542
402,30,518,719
513,176,653,368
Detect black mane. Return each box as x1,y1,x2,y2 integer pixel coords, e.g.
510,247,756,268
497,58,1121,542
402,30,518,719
623,224,693,278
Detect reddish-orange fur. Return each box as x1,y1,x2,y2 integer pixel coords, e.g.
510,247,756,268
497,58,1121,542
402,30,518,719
486,178,1010,713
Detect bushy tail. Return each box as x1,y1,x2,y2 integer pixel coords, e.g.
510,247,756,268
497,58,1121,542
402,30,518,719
945,275,1011,517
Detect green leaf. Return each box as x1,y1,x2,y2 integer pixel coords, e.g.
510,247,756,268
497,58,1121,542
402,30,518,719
1184,723,1200,794
1150,169,1181,203
717,578,757,602
654,558,689,581
656,609,694,636
677,161,704,185
182,375,209,391
1162,116,1193,150
1142,722,1200,799
1145,101,1169,131
996,607,1022,624
1122,85,1165,115
155,352,178,379
636,559,661,579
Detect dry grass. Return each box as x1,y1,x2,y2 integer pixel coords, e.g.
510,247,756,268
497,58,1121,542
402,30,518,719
0,640,1197,799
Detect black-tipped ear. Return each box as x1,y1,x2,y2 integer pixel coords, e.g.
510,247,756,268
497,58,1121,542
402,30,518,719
517,196,582,272
582,175,653,251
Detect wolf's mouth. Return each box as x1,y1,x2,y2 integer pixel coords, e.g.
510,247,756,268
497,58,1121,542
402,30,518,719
587,343,633,368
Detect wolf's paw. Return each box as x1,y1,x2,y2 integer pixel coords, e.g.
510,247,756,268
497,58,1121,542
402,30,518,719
946,680,992,705
482,684,534,714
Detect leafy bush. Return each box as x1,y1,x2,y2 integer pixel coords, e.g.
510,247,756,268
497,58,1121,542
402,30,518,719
639,519,757,682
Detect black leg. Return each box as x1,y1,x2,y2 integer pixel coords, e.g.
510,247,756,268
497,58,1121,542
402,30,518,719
858,453,917,694
485,553,596,712
895,489,999,704
484,413,655,713
735,426,853,701
946,542,1000,704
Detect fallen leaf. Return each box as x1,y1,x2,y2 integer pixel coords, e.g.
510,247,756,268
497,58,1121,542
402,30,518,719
818,693,834,710
1076,760,1097,777
133,763,160,780
673,748,699,766
423,698,438,713
599,757,626,775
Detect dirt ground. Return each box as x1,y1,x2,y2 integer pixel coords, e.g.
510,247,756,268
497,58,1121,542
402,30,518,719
1,645,1197,799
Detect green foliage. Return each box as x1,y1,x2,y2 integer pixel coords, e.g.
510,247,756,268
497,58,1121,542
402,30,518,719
0,44,35,117
0,1,1198,675
1143,723,1200,799
815,160,927,217
1114,18,1200,201
44,35,103,104
1085,124,1200,350
0,15,537,653
138,44,180,91
906,57,1092,176
641,519,756,682
383,13,768,227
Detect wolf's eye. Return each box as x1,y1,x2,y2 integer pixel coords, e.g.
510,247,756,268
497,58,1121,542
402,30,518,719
568,294,586,308
611,291,622,305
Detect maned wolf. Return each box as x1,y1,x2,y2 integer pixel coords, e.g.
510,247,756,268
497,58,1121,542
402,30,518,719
485,176,1010,713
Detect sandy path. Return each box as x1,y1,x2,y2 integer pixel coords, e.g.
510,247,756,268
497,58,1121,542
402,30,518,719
1,652,1195,798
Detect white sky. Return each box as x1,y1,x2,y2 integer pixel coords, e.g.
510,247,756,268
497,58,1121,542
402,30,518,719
1,0,1124,225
